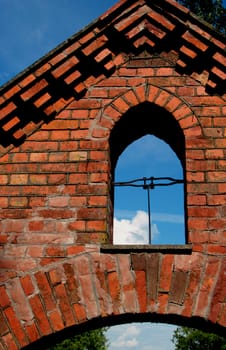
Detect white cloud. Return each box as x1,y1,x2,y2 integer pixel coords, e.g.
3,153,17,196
113,209,184,245
124,325,141,336
112,337,138,348
110,325,140,348
115,209,184,224
113,210,160,244
107,323,177,350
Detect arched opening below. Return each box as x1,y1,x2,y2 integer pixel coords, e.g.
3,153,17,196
22,314,226,350
113,135,185,245
107,322,177,349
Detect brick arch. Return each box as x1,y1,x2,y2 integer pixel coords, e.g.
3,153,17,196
3,251,223,350
90,83,202,143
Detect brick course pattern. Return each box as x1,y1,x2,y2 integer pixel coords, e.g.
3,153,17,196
0,0,225,348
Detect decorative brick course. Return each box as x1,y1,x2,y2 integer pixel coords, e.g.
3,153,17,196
0,0,225,348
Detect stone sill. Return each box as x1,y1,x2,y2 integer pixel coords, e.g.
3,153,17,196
101,244,192,254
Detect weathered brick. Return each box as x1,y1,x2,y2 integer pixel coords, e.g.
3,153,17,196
34,272,56,312
20,275,35,296
45,247,66,257
20,79,48,101
159,255,174,292
34,92,51,108
54,284,75,326
69,151,87,161
0,175,8,185
9,174,28,185
0,286,10,308
77,207,106,220
29,174,47,185
25,322,39,343
4,307,28,347
38,209,74,219
6,278,33,322
52,56,79,78
29,295,52,336
2,333,18,350
169,270,188,305
0,102,17,121
2,117,20,132
49,310,64,331
43,120,79,130
155,89,171,107
146,254,160,304
0,310,9,336
68,220,86,232
147,84,159,102
82,34,108,56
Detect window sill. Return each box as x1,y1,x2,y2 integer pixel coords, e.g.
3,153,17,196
100,244,192,254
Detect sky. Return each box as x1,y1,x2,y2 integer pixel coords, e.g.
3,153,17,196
1,0,224,349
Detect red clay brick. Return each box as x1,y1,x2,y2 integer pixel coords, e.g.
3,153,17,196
20,276,35,296
43,119,79,130
54,284,75,326
4,307,28,347
49,310,64,331
64,69,81,85
0,102,17,121
3,85,21,100
34,92,51,108
52,56,79,79
0,286,10,308
82,34,108,56
25,322,39,343
29,295,52,336
2,333,18,350
155,89,171,106
20,79,48,101
73,304,87,322
29,174,47,185
10,174,28,185
19,74,36,88
35,272,56,310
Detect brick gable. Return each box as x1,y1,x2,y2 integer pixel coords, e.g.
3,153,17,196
0,1,225,349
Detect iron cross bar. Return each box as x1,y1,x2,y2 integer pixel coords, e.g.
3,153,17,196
113,176,184,244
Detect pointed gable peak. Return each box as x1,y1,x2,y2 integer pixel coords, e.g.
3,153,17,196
0,0,225,155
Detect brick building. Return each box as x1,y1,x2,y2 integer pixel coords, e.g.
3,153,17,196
0,0,225,349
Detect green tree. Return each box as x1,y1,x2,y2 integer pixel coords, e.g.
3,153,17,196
49,328,108,350
172,326,226,350
178,0,226,33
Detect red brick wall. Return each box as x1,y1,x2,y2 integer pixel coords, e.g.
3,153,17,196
0,0,225,348
1,67,225,252
0,60,225,349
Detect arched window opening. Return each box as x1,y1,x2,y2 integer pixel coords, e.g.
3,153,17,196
113,135,185,245
109,102,186,245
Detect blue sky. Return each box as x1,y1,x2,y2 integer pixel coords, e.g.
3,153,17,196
1,1,225,349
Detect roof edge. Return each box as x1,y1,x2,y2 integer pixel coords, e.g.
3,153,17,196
0,0,225,94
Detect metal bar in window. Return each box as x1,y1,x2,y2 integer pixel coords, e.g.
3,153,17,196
114,176,184,244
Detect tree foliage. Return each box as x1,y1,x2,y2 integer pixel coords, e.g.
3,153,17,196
48,328,108,350
178,0,226,33
172,327,226,350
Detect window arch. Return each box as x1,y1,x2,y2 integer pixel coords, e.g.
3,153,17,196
109,102,187,245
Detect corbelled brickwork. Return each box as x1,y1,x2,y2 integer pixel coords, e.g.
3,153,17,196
0,0,225,348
